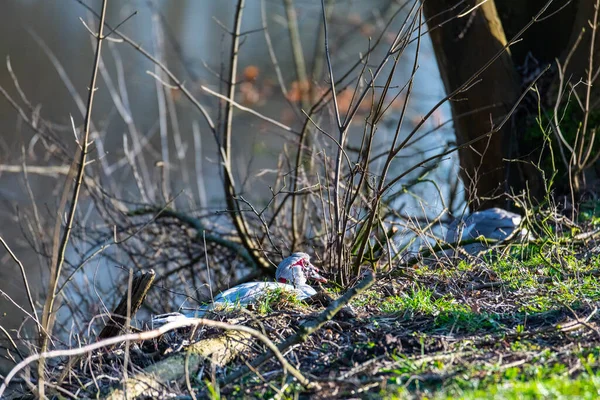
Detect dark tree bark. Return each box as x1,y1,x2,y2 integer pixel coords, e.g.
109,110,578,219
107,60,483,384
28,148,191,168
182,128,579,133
424,0,600,207
423,0,521,210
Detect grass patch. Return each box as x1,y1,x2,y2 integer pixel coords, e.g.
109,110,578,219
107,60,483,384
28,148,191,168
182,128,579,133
254,287,306,314
435,370,600,399
382,351,600,400
378,288,468,315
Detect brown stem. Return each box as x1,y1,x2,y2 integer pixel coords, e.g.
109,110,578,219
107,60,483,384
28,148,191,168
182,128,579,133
38,1,109,397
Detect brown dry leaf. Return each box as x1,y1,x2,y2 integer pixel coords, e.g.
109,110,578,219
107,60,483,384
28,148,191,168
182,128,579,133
239,81,260,105
243,65,260,81
286,80,311,103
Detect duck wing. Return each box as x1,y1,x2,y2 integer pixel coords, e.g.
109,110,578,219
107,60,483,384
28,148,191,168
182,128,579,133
212,281,299,307
152,281,314,326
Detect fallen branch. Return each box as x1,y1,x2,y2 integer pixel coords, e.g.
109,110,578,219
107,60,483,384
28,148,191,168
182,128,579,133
98,269,155,339
53,270,156,392
104,331,251,399
0,164,70,176
0,317,308,397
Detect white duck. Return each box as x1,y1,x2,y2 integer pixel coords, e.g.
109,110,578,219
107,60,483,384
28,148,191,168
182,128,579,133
153,252,326,325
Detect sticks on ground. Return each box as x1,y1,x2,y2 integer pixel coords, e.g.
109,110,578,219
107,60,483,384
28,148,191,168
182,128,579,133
221,269,376,387
105,331,252,400
0,317,310,397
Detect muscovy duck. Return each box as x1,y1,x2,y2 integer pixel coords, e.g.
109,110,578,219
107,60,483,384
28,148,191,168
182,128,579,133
445,207,531,254
153,252,326,325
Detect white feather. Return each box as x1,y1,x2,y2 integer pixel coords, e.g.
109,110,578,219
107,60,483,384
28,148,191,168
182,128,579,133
152,252,323,326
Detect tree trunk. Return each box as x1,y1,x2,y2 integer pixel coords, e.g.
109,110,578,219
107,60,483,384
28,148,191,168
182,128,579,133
425,0,600,206
423,0,521,210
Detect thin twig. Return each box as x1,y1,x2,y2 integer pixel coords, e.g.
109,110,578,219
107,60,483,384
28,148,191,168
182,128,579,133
38,2,108,397
0,236,39,326
0,316,312,397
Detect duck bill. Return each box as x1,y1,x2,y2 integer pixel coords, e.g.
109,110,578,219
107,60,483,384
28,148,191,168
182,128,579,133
307,265,327,283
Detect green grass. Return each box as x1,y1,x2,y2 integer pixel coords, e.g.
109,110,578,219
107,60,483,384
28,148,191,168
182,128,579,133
210,211,600,400
352,288,383,308
254,287,306,314
580,199,600,225
382,352,600,400
436,372,600,399
344,235,600,400
354,247,600,332
378,288,468,315
385,374,600,399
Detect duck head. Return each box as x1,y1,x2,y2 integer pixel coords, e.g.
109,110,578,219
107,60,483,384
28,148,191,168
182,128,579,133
275,252,327,287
